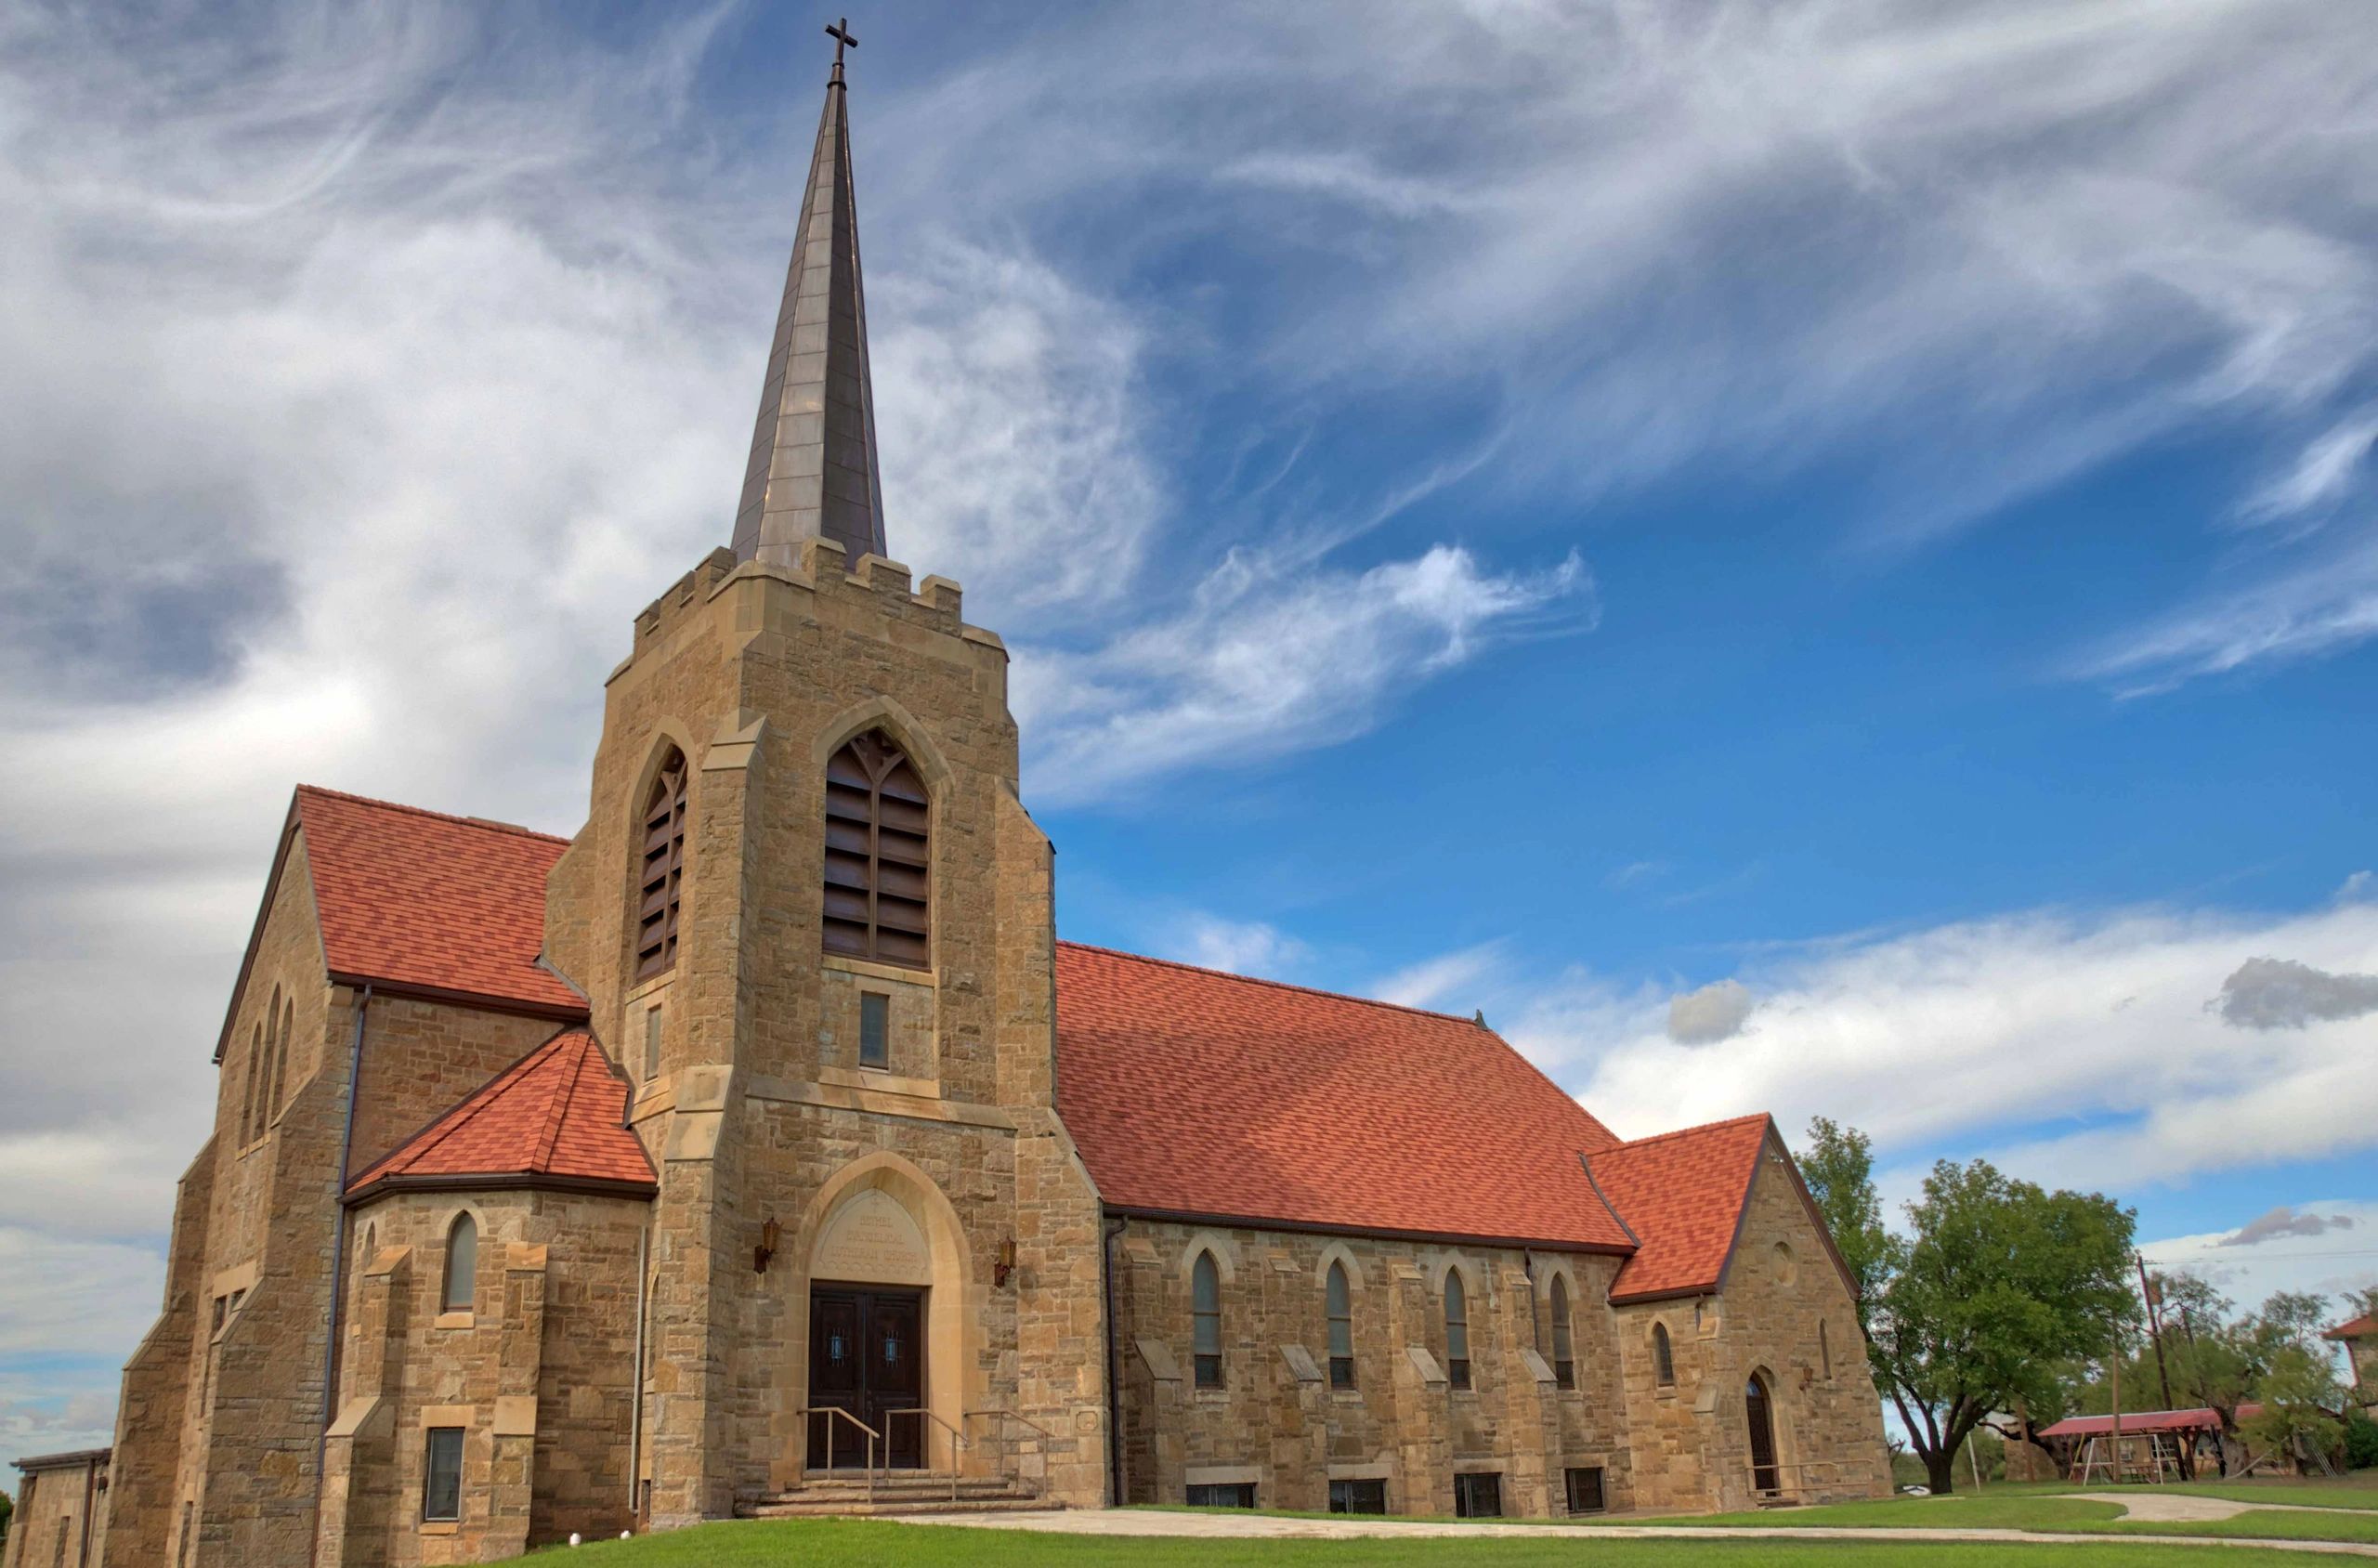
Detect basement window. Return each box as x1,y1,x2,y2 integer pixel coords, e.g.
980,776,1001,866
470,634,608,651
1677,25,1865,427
1453,1471,1502,1519
1186,1483,1256,1509
1328,1478,1386,1514
1565,1466,1606,1514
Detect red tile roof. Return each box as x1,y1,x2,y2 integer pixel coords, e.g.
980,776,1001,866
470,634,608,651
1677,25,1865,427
1054,942,1634,1251
1588,1115,1771,1302
2329,1313,2376,1340
2037,1405,2263,1439
346,1028,655,1198
295,786,584,1015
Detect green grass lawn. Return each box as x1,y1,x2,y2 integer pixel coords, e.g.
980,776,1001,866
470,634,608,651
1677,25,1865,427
2093,1476,2378,1510
1626,1485,2378,1545
508,1517,2346,1564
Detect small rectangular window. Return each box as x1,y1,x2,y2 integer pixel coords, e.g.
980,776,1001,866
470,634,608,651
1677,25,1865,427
1328,1478,1386,1514
423,1427,464,1522
1185,1482,1256,1509
1453,1471,1502,1519
1555,1356,1574,1390
1329,1354,1355,1390
858,993,890,1069
644,1003,663,1082
1565,1466,1606,1514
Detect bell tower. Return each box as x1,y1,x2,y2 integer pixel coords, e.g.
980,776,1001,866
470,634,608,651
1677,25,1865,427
539,24,1109,1525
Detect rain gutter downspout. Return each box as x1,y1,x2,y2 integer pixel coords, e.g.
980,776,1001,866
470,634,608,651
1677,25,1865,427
308,982,371,1568
1102,1212,1127,1506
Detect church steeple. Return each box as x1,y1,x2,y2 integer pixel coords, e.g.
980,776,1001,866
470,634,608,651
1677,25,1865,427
730,19,887,570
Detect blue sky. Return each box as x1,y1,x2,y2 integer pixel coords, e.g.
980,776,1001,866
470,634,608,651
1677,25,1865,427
1,0,2373,1456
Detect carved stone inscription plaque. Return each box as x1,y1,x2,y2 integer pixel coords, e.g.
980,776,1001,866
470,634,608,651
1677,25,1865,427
812,1188,933,1286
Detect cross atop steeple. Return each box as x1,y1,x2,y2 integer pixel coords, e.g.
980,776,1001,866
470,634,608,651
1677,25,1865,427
729,20,888,572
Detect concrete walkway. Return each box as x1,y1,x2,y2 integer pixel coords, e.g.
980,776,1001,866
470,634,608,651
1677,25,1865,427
2055,1491,2334,1523
901,1505,2378,1556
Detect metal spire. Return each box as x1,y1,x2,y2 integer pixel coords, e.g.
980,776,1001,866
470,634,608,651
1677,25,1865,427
730,18,887,570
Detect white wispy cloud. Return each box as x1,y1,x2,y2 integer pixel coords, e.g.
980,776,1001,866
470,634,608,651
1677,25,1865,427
1434,896,2378,1198
1163,914,1313,978
2143,1199,2378,1329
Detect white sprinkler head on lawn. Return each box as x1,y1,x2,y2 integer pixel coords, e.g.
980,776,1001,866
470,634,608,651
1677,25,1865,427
568,1533,581,1547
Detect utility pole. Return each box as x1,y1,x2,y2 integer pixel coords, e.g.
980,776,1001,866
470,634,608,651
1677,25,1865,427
2136,1254,2187,1477
2110,1314,2124,1483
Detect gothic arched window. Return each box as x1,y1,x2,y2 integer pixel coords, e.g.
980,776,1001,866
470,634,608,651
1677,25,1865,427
442,1213,477,1314
1653,1321,1676,1387
240,1021,263,1144
270,994,293,1117
1820,1318,1833,1379
635,749,689,982
1444,1270,1472,1391
1191,1251,1223,1389
1326,1261,1355,1389
822,730,929,970
1550,1274,1575,1390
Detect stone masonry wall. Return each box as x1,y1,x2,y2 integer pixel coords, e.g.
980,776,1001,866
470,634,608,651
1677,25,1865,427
1614,1135,1891,1514
318,1189,647,1566
1112,1220,1638,1518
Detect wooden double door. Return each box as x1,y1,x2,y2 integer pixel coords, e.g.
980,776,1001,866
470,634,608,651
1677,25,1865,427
808,1286,926,1470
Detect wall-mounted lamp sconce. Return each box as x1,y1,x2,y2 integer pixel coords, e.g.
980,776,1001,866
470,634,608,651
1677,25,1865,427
754,1216,782,1274
994,1236,1017,1287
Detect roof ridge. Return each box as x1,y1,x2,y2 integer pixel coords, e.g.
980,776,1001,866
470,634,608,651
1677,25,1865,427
530,1034,585,1171
1606,1112,1772,1155
1053,939,1483,1026
296,783,571,846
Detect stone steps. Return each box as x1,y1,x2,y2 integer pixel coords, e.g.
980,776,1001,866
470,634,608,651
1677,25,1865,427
737,1471,1051,1519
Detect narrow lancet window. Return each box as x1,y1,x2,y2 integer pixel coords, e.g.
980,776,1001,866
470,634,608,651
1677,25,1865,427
443,1213,477,1314
1191,1251,1223,1389
635,749,689,981
1444,1270,1472,1390
1326,1261,1355,1389
1653,1321,1676,1387
1550,1274,1575,1390
822,729,929,969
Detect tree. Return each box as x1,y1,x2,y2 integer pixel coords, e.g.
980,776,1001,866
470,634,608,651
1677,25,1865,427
1858,1151,2136,1496
2241,1344,2345,1471
0,1485,10,1547
1802,1117,1892,1329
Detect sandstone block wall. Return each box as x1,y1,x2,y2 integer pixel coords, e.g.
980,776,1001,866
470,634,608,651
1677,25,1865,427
1112,1220,1638,1518
1614,1142,1891,1513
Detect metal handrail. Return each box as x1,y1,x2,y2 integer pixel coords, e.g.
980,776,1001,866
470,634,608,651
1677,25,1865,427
962,1407,1054,1497
884,1407,968,1499
1749,1457,1854,1498
795,1405,880,1507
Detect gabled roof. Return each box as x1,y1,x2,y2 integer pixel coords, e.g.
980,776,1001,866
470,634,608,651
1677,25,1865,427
1054,942,1634,1252
346,1028,655,1201
2037,1405,2264,1439
297,786,585,1014
1587,1115,1771,1302
2329,1313,2376,1340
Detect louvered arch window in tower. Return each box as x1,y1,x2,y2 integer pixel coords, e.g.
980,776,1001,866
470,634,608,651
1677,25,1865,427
822,730,930,970
635,749,689,982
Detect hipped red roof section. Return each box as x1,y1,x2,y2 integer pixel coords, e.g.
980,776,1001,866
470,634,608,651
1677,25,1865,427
296,786,584,1014
1055,942,1636,1250
347,1028,654,1197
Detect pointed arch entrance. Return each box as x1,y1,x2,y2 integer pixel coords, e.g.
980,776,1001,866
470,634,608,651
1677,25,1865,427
795,1155,973,1476
1745,1371,1780,1495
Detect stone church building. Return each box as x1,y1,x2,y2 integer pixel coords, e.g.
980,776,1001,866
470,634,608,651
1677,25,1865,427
37,43,1888,1568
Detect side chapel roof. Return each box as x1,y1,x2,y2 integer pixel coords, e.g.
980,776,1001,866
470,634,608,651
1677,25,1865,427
346,1027,655,1200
